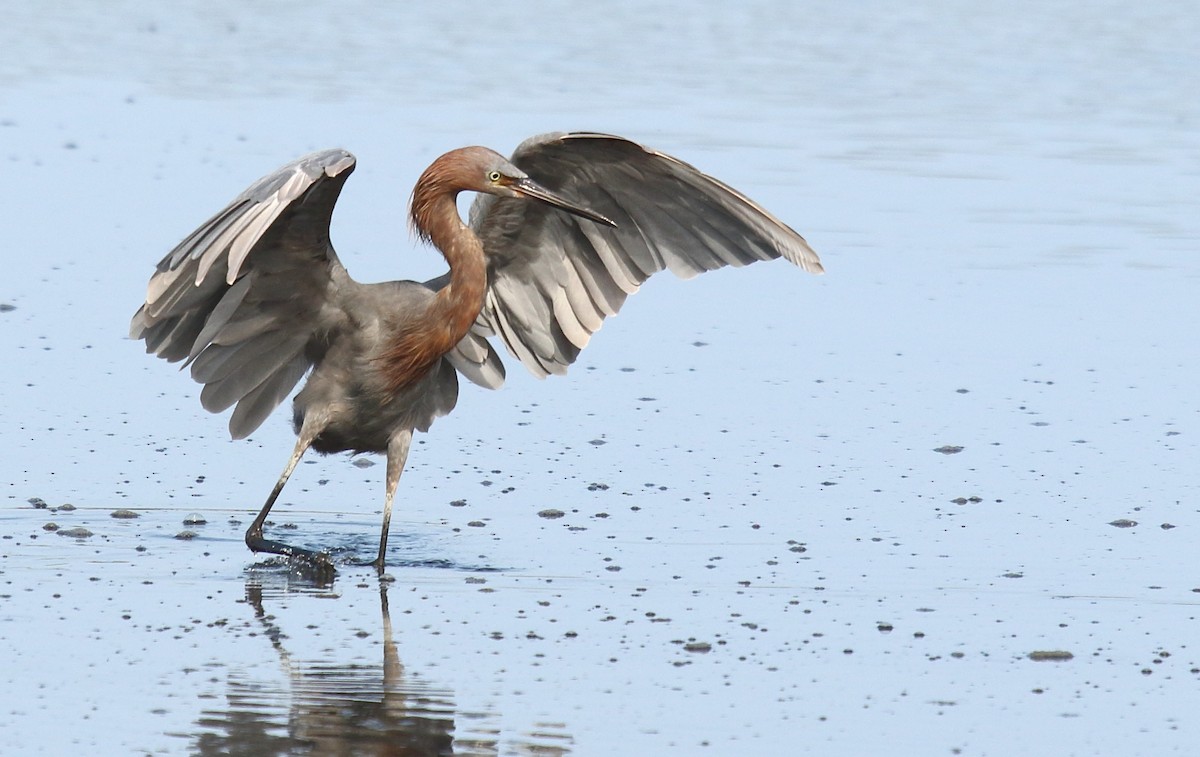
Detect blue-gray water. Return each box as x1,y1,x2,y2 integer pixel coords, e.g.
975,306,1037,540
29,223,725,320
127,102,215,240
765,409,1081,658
2,2,1198,754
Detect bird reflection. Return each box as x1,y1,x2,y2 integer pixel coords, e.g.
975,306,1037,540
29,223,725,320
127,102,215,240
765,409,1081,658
191,574,459,756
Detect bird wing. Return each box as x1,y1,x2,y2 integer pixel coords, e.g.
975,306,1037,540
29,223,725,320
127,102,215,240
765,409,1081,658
130,149,358,439
468,132,823,378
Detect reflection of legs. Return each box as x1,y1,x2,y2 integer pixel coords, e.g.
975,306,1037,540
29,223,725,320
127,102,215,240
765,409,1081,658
245,424,333,568
373,429,413,571
380,584,402,685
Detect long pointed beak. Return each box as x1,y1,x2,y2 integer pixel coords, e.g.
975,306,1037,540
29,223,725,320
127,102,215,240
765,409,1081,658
512,178,617,228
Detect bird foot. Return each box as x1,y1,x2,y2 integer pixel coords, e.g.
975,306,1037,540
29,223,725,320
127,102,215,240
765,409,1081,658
246,531,337,576
346,556,389,574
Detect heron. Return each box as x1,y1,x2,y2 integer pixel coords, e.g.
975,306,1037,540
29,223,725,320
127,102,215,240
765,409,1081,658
130,132,823,573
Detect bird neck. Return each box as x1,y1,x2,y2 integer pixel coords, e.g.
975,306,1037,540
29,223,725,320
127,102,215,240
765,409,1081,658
426,193,488,341
379,192,487,393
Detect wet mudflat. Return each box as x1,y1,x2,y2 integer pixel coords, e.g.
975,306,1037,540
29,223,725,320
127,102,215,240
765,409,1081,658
3,2,1199,755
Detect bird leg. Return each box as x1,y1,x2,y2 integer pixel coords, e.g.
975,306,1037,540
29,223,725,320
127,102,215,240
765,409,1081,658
244,425,334,571
372,429,413,572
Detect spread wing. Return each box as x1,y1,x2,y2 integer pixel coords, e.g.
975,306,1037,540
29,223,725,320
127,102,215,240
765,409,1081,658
130,149,358,439
468,132,823,378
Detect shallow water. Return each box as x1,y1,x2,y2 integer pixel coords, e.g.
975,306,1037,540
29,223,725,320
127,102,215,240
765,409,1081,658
2,1,1199,755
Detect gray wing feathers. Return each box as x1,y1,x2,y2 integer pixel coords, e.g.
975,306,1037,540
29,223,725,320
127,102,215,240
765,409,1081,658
130,149,357,439
184,273,253,361
193,331,309,402
470,132,822,378
228,353,310,439
445,330,506,390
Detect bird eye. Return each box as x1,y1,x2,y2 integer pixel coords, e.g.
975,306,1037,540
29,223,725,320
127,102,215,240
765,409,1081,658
487,170,502,183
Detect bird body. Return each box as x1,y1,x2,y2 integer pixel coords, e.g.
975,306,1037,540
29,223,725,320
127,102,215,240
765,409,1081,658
295,280,458,454
131,133,822,572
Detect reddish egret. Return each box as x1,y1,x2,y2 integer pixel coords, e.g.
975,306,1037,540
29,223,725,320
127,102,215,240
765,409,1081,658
130,132,822,572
